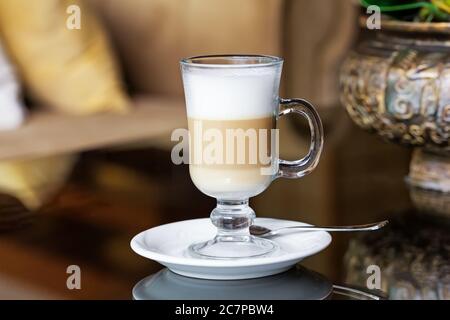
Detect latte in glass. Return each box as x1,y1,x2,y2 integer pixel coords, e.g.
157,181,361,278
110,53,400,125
183,63,279,200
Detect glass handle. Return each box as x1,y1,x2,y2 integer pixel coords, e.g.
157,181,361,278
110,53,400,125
277,98,324,179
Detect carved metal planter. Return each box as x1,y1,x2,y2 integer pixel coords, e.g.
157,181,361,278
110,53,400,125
340,18,450,194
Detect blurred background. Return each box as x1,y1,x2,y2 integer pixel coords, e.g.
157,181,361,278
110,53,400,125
0,0,448,299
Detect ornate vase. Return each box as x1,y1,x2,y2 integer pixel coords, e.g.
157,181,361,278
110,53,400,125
340,18,450,193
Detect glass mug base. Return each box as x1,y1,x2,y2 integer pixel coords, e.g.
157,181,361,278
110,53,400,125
188,199,278,259
189,235,278,259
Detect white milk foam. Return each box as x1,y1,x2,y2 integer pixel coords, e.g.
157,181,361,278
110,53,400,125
182,66,281,120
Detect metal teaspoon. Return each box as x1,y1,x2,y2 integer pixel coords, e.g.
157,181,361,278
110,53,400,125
250,220,389,237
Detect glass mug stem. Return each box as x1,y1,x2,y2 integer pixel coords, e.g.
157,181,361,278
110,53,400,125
189,199,277,259
211,199,254,234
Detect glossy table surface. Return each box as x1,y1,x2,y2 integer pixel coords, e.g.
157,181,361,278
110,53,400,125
0,123,448,300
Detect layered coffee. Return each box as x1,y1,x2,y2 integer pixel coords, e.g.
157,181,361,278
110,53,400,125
182,63,281,199
188,116,276,199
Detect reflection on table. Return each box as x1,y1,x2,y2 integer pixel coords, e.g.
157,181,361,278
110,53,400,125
133,266,384,300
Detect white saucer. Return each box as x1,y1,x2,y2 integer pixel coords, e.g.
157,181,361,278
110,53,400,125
130,218,332,280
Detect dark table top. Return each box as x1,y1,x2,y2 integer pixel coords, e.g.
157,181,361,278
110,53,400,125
0,124,448,300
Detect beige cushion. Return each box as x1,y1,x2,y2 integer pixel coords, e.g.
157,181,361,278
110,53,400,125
0,0,129,115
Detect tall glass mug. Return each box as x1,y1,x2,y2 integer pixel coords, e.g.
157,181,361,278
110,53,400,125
180,55,323,259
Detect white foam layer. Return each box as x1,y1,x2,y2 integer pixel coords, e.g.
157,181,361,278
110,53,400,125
182,66,281,120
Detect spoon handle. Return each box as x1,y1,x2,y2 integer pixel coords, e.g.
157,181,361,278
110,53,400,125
279,220,388,232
